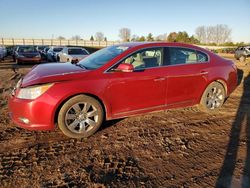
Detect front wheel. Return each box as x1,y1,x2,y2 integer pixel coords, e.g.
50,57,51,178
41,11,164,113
57,95,104,138
199,82,226,112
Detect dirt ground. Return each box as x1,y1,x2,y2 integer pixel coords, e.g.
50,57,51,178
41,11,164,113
0,55,249,188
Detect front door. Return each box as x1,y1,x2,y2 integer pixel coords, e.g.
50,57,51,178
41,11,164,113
107,47,167,117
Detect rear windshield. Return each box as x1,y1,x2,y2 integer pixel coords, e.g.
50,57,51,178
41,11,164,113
53,48,63,52
68,48,88,55
18,46,37,53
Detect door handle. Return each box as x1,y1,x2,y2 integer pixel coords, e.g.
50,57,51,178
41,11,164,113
154,77,165,81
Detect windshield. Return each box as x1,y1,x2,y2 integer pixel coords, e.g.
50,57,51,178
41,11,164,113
18,46,37,53
78,46,129,70
68,48,88,55
53,48,63,52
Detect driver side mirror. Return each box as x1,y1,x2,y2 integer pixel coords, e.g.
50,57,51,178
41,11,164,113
114,63,134,72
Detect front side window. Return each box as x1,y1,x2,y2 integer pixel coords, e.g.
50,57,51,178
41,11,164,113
122,48,163,70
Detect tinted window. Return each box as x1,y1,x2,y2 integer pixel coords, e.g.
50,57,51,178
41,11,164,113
122,48,163,70
197,51,209,62
68,48,88,55
79,46,129,70
167,47,208,65
169,47,197,65
53,48,63,52
18,46,37,53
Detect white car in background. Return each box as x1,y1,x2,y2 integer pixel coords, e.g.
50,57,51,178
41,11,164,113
0,46,7,61
58,47,89,63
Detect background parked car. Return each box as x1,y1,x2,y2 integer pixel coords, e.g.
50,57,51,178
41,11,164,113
36,45,49,61
0,46,7,61
47,46,63,62
58,47,89,63
234,46,250,62
15,45,42,64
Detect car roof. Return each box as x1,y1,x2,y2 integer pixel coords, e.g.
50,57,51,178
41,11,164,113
115,42,207,52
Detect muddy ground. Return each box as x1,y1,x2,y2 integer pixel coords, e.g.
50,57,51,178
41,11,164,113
0,55,249,188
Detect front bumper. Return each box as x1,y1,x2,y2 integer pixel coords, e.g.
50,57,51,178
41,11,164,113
8,93,57,131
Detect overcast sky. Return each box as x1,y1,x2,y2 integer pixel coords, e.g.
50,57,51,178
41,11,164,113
0,0,249,42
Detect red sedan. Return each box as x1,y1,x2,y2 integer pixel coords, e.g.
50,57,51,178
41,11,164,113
8,42,238,138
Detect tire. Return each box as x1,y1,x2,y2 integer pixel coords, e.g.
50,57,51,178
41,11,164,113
199,82,226,112
57,95,104,138
239,55,246,62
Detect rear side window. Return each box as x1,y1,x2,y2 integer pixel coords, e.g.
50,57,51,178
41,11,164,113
166,47,208,65
197,51,209,62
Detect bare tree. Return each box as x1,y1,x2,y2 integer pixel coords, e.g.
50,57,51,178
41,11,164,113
215,24,232,44
131,35,139,41
95,32,104,41
195,24,232,44
195,26,206,43
155,33,167,41
57,36,66,40
71,35,81,40
206,26,215,44
119,28,131,42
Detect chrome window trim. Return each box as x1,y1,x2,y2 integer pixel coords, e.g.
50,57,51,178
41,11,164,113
104,45,210,73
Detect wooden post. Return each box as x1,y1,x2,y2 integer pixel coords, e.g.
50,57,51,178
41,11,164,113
32,39,34,46
12,38,14,45
1,38,4,46
60,40,61,46
23,38,25,45
42,39,44,45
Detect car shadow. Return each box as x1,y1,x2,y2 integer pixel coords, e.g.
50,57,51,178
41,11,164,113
216,70,250,187
99,118,125,132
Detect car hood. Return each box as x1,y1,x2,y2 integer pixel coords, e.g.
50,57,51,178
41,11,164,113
21,62,88,87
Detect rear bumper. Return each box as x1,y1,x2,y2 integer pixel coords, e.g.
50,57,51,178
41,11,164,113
17,57,42,63
8,93,56,131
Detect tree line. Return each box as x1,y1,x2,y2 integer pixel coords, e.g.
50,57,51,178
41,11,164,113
55,25,248,46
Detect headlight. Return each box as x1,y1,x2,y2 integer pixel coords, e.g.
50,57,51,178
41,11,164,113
17,83,54,99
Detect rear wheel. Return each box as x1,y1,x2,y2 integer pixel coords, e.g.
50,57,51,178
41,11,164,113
199,82,226,112
58,95,104,138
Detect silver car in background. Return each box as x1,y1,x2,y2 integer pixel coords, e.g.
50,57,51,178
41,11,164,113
47,46,63,62
58,47,89,63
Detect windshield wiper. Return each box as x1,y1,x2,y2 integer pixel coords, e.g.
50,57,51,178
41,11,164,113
75,63,88,70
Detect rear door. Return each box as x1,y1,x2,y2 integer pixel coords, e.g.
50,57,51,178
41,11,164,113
165,47,210,105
